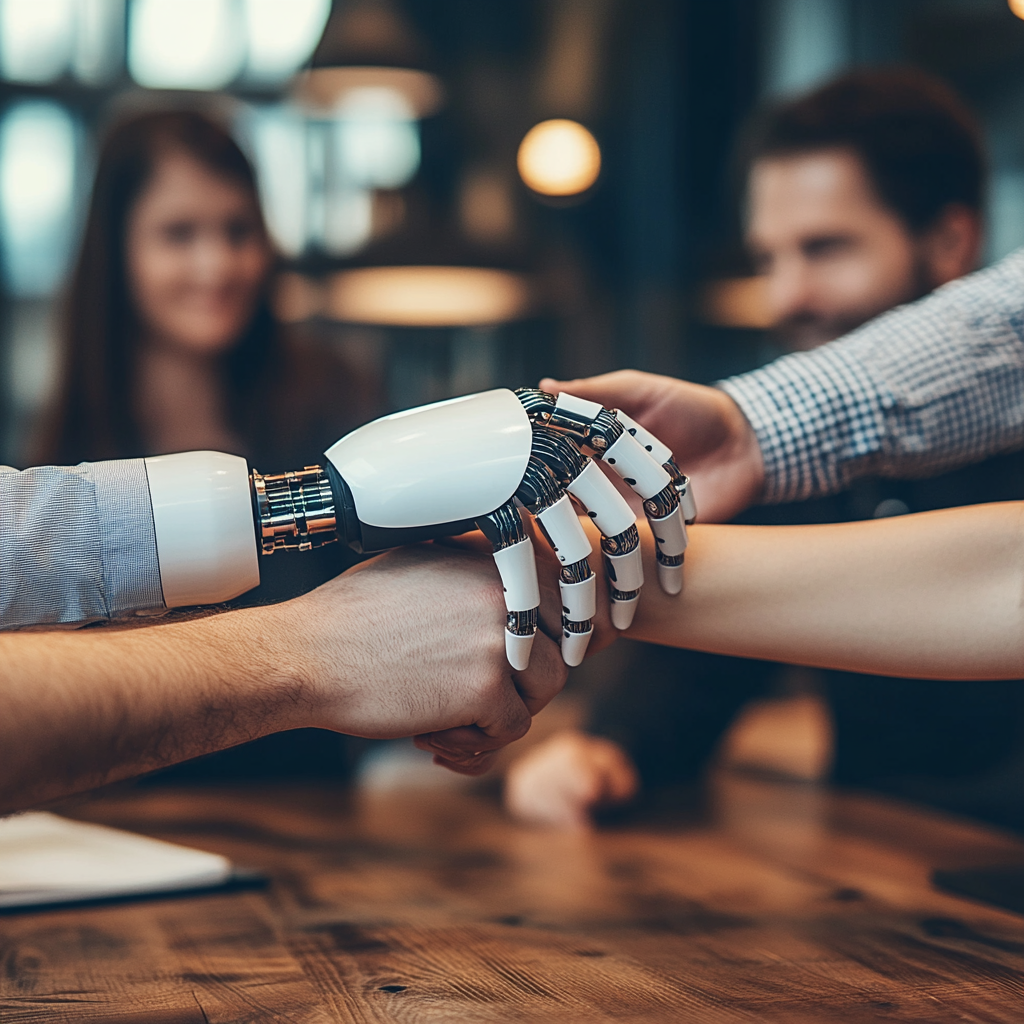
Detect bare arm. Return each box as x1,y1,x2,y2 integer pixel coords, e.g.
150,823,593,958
0,545,567,814
624,502,1024,680
509,503,1024,829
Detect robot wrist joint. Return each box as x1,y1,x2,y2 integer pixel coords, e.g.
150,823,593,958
251,465,339,555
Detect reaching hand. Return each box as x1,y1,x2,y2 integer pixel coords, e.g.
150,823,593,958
540,370,765,522
287,544,568,775
504,730,639,828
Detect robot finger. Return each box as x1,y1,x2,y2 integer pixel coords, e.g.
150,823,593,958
646,495,687,596
612,409,673,466
491,536,540,671
602,524,643,629
562,457,647,629
613,410,697,523
558,562,595,667
676,472,697,524
533,493,597,666
565,459,637,538
478,504,540,671
599,427,689,596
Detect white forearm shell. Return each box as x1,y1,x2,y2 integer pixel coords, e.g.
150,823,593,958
145,452,260,607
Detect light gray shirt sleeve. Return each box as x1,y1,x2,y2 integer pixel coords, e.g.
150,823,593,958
0,459,165,630
718,248,1024,504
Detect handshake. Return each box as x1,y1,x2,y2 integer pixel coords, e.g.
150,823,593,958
140,379,701,773
0,371,731,813
11,367,1007,817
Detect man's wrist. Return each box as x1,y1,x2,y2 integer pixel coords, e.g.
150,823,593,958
202,602,326,734
721,390,766,503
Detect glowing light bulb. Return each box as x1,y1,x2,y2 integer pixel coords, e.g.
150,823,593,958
517,119,601,197
1011,0,1024,20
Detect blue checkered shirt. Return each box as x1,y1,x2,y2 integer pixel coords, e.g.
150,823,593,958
719,248,1024,504
0,459,164,630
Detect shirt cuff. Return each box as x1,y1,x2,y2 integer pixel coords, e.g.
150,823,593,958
717,343,885,505
89,459,165,618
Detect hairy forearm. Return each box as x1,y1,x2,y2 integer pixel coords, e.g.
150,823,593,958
0,542,567,810
627,502,1024,680
0,607,310,814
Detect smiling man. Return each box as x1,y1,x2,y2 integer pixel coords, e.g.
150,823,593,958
744,68,983,351
507,69,1024,832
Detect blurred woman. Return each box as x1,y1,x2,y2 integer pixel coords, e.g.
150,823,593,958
39,109,375,476
36,109,380,779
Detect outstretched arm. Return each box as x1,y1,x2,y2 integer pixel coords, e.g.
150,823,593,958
505,501,1024,829
0,545,567,814
623,502,1024,681
544,248,1024,521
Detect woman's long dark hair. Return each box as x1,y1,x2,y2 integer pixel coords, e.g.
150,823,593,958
38,110,278,465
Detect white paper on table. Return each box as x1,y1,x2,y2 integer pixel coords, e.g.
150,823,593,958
0,811,232,909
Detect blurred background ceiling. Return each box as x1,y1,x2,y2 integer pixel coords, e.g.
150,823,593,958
2,0,1024,459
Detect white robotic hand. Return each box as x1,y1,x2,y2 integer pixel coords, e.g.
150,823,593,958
143,388,695,673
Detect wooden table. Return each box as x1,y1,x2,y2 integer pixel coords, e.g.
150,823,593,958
1,773,1023,1023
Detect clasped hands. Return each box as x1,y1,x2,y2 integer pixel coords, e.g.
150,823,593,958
309,369,757,777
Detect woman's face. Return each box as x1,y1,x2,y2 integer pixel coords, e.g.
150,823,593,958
126,150,271,356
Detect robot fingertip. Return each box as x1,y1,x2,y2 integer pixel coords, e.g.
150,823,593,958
505,629,535,671
656,562,683,595
609,595,639,630
560,628,593,667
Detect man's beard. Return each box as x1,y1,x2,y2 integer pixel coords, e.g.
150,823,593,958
773,258,934,352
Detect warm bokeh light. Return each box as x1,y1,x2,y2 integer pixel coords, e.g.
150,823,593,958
294,66,444,118
1010,0,1024,21
328,266,532,327
517,119,601,196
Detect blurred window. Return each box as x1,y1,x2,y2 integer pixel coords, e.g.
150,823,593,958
241,105,309,258
335,87,420,190
73,0,125,85
243,0,330,85
128,0,244,90
323,184,372,257
0,0,76,84
129,0,328,92
242,88,421,260
0,101,78,296
987,169,1024,264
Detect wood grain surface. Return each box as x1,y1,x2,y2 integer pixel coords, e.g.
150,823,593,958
1,772,1022,1023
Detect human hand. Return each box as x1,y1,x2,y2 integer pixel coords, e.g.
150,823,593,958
284,544,568,775
504,729,639,828
540,370,765,522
